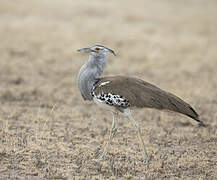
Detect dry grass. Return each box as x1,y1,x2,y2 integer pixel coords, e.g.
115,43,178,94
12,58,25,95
0,0,217,179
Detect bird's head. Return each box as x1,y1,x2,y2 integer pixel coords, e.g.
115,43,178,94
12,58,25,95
77,45,116,57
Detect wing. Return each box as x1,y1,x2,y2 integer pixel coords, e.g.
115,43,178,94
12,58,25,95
94,76,202,123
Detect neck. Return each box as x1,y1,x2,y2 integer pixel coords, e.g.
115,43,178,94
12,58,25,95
77,53,107,100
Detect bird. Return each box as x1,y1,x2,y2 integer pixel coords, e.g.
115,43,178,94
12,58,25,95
77,44,204,163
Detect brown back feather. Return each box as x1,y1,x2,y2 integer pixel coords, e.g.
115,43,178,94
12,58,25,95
94,76,202,123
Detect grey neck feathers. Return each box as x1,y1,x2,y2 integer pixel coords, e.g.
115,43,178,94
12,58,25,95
77,53,107,100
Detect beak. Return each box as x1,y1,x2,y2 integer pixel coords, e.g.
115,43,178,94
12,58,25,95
77,48,96,53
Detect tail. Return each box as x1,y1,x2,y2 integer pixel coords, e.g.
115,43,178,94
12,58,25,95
186,106,206,127
167,93,206,126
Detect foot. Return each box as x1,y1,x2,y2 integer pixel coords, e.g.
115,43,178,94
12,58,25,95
144,155,150,164
93,154,106,162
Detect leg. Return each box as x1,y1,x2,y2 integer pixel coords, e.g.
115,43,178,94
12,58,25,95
97,112,117,161
128,114,150,164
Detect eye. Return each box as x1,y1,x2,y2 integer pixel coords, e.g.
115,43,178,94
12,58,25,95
95,47,100,51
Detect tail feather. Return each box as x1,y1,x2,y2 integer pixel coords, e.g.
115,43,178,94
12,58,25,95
167,94,205,126
187,106,199,121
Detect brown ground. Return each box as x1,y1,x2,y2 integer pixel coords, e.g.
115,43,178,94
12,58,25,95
0,0,217,179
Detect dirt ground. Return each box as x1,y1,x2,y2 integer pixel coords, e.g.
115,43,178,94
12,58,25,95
0,0,217,179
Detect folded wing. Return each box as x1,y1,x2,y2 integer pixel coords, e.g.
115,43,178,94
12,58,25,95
94,76,202,123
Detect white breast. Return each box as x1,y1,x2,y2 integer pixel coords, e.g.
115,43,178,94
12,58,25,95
93,97,117,112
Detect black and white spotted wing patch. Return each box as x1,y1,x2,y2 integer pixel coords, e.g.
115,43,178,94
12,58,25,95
93,92,130,107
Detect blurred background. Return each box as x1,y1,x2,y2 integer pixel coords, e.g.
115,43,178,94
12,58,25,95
0,0,217,179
